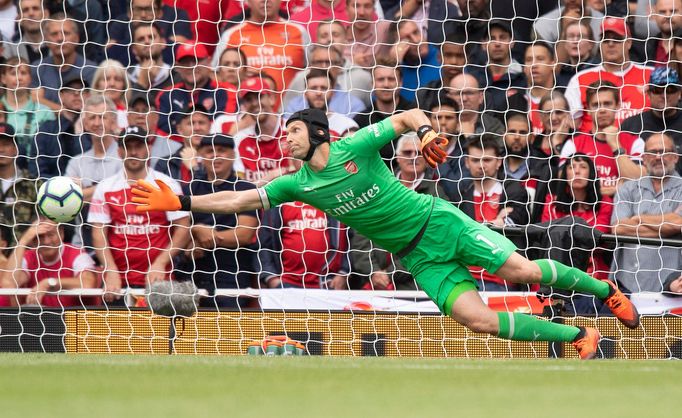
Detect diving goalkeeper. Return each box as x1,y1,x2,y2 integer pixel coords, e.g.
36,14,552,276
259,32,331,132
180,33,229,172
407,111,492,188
132,108,639,359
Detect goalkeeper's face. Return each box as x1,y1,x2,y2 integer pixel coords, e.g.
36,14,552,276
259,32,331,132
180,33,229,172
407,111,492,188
284,121,311,160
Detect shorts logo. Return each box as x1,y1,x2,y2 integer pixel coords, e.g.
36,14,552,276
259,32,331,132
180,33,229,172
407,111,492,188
344,160,358,174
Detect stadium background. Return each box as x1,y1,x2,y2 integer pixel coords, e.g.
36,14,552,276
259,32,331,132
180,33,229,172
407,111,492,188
0,0,680,362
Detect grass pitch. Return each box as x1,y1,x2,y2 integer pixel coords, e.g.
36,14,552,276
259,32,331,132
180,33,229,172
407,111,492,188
0,354,678,418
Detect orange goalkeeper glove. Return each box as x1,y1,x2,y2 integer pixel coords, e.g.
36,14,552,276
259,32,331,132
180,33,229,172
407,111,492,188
131,179,189,212
416,125,449,168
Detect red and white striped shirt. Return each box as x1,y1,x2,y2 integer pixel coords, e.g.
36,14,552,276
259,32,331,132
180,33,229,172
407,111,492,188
88,170,188,287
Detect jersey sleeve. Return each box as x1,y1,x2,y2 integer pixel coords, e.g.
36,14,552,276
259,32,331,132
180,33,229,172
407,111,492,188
72,252,97,273
558,139,576,166
263,174,300,209
87,183,111,224
620,132,644,162
343,118,397,157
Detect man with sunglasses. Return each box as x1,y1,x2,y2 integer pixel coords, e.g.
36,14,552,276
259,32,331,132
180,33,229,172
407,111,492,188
620,67,682,174
611,132,682,293
565,17,653,133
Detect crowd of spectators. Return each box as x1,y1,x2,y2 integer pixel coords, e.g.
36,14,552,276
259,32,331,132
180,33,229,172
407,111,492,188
0,0,682,311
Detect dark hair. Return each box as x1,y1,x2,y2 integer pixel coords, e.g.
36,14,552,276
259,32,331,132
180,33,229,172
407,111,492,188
429,96,460,113
552,153,602,213
505,110,530,127
131,21,163,40
527,41,556,60
444,31,467,45
306,68,334,85
0,224,11,248
585,80,620,107
464,133,503,156
0,56,29,78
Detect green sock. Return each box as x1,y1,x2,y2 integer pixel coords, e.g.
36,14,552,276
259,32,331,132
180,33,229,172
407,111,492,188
534,259,610,299
497,312,580,342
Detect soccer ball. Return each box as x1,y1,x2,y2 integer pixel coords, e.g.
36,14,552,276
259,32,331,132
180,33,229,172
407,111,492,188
37,177,84,223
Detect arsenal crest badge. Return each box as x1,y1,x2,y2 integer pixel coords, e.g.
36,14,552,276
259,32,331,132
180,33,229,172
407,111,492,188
344,160,358,174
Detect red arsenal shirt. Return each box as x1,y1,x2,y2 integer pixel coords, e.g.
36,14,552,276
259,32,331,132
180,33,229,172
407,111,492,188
88,170,188,286
565,63,653,133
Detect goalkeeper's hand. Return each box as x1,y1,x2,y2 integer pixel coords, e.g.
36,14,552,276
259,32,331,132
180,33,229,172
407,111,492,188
416,125,449,168
131,179,182,212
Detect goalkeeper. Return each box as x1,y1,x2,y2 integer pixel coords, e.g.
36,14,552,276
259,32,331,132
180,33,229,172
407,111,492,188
132,108,639,359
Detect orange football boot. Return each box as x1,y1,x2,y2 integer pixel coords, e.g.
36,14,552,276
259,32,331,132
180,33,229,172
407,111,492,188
603,280,640,329
571,327,601,360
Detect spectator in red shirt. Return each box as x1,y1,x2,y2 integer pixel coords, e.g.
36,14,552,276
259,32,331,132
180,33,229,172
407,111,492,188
542,153,613,280
560,81,645,197
163,0,235,54
290,0,349,42
234,76,295,184
89,127,190,304
0,218,97,308
564,17,653,133
259,202,350,289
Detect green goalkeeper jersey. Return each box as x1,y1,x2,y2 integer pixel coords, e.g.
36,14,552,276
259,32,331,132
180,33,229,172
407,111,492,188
263,118,433,254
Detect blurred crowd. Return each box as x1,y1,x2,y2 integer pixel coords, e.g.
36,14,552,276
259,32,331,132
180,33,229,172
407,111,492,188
0,0,681,312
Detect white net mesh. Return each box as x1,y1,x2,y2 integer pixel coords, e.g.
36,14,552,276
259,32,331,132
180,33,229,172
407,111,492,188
0,0,680,358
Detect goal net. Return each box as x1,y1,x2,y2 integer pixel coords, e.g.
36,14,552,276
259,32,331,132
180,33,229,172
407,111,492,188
0,0,680,359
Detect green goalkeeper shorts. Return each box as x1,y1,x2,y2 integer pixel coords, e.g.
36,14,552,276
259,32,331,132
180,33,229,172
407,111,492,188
399,198,517,314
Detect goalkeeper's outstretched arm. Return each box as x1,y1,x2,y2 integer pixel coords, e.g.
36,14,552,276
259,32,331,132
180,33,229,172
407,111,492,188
132,179,264,214
389,109,449,168
388,108,433,135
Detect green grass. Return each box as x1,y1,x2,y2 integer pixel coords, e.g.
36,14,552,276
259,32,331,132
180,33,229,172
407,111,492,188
0,354,678,418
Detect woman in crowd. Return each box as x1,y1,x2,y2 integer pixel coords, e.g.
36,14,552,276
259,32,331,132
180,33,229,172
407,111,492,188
216,47,250,88
0,57,55,166
541,153,612,280
556,20,599,85
534,91,575,167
